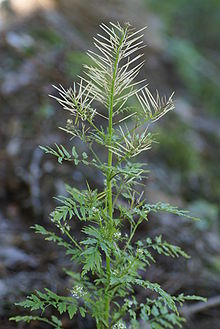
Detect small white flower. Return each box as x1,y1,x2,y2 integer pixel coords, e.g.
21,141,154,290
65,225,71,232
71,285,86,298
50,211,57,223
113,320,126,329
124,299,133,308
137,248,144,256
67,119,73,124
112,269,120,276
113,232,121,239
92,207,99,213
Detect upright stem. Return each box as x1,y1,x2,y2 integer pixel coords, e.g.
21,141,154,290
104,29,127,328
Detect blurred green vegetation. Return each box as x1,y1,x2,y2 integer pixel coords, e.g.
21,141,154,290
156,122,201,173
154,116,220,207
65,51,94,78
30,28,63,46
145,0,220,116
189,199,219,231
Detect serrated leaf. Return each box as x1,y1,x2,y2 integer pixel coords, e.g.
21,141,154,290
58,302,67,314
67,304,77,319
143,202,199,220
51,315,62,326
79,307,86,317
82,246,101,275
152,322,164,329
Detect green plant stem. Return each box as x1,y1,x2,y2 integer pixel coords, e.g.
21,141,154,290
64,228,82,251
104,29,127,328
111,304,142,327
124,218,143,253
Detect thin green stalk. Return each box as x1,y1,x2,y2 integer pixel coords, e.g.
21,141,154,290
104,28,128,328
96,321,101,329
88,143,102,166
64,229,82,251
124,218,143,253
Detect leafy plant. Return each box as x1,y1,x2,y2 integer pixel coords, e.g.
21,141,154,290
10,22,205,329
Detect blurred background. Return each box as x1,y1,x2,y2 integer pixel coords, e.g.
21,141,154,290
0,0,220,328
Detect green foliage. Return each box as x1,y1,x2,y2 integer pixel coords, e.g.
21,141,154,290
11,22,205,329
31,28,63,46
39,144,86,165
142,202,199,220
140,299,185,329
65,51,94,77
146,0,220,115
189,199,219,231
156,124,200,173
142,235,190,259
9,315,62,328
167,38,220,115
